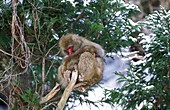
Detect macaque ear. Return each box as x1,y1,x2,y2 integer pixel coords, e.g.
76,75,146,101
72,34,79,41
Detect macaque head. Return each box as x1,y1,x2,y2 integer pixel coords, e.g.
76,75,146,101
59,34,82,55
82,45,97,56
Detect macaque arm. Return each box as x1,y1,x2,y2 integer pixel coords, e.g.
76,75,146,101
57,65,71,88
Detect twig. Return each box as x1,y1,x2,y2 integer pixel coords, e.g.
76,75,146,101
45,60,55,78
0,49,29,63
40,83,60,104
0,98,9,108
99,1,104,27
56,69,78,110
67,11,84,33
45,43,58,56
41,103,52,110
53,50,61,57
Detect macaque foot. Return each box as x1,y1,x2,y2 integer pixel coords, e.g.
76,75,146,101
78,74,84,82
73,64,78,71
77,86,86,92
74,82,88,92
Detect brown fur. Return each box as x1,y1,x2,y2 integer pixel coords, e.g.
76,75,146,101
58,34,104,90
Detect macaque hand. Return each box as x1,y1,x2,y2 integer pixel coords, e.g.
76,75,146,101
63,70,71,82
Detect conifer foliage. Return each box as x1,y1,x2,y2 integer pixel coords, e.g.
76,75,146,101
0,0,169,109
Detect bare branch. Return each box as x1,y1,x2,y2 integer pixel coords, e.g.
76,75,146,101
0,49,29,63
45,43,58,57
67,11,84,33
45,60,55,78
40,83,60,104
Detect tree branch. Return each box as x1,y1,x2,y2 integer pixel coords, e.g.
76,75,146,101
40,83,60,104
41,57,46,98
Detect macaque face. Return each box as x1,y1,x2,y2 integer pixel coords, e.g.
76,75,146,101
59,34,82,55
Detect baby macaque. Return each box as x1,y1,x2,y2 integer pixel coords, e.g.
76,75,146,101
62,45,97,72
58,33,104,91
77,51,103,90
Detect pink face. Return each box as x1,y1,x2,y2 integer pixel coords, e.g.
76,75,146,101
67,46,73,55
66,35,79,55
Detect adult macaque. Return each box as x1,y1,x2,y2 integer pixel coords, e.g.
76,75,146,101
58,34,104,90
59,34,105,57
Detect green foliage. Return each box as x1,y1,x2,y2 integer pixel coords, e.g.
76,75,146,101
20,88,41,109
105,8,170,109
3,0,169,109
82,0,141,52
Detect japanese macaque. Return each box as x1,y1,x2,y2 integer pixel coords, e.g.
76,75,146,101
57,34,104,90
59,34,105,58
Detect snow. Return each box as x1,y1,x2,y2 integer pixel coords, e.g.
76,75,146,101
0,106,8,110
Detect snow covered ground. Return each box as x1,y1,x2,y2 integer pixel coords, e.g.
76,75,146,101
0,105,7,110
